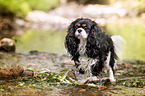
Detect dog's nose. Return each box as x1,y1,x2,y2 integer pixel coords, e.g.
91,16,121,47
78,29,82,33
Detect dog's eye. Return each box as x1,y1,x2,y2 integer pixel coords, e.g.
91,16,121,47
82,24,86,27
82,24,88,29
77,24,81,27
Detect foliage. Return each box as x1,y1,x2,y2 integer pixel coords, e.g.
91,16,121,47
134,0,145,13
109,0,145,13
26,0,59,11
106,18,145,60
16,69,98,88
0,0,144,17
68,0,110,4
0,0,31,16
0,0,59,16
123,0,145,13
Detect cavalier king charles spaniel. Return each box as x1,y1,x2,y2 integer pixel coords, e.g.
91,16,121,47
65,18,118,82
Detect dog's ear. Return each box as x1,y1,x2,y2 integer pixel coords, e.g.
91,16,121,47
91,21,102,33
67,20,77,37
65,19,80,62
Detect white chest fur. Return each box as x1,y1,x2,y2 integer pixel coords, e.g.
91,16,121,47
78,37,87,55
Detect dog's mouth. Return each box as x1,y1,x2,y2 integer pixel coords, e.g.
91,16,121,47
75,28,88,39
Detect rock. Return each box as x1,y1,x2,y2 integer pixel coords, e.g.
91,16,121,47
0,66,34,79
0,66,24,78
21,70,34,77
0,67,13,78
26,11,69,30
15,19,25,27
49,3,127,18
0,38,16,52
24,3,128,30
9,66,24,77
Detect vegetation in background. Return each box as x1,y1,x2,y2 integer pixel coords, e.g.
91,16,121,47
109,0,145,14
67,0,110,4
0,0,59,16
0,0,31,16
0,0,144,17
106,18,145,60
26,0,59,11
72,0,145,14
68,0,145,13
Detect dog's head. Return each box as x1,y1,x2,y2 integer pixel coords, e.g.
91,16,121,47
68,18,102,39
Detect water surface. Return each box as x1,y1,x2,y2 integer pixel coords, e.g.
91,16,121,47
15,30,67,54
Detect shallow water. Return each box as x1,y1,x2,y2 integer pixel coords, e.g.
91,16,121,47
15,29,67,54
0,52,145,95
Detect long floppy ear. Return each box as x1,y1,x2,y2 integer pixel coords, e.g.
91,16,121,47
65,20,80,62
86,21,103,58
67,21,75,36
87,21,102,44
91,21,102,34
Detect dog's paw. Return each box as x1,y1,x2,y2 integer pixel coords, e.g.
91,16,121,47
91,64,101,76
79,68,85,74
109,78,116,83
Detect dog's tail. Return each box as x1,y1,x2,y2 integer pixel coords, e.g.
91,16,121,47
111,35,126,55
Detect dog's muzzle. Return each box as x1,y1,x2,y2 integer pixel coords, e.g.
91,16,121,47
75,28,88,39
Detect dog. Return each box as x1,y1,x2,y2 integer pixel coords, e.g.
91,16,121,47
65,18,118,82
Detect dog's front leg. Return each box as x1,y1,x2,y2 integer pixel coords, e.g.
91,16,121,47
106,51,116,82
91,55,106,76
91,60,104,76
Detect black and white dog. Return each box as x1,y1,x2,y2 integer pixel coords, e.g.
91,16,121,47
65,18,121,82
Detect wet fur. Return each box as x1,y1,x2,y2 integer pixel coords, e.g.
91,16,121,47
65,18,117,81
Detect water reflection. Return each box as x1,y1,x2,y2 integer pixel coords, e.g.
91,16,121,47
15,30,67,54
